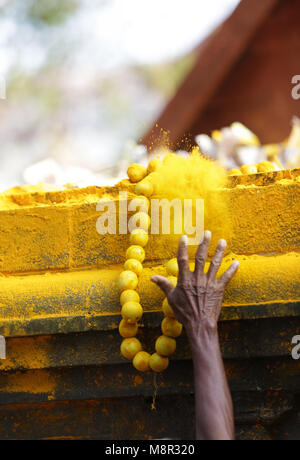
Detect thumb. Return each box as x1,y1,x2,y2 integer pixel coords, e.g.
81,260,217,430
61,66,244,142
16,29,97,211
151,276,173,297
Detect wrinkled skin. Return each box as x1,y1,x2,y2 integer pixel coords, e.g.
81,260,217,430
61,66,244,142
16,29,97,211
152,231,239,440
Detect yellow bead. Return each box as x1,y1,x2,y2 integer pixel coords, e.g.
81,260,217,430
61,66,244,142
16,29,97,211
133,212,151,232
130,229,149,247
119,319,138,338
228,169,242,176
162,317,183,338
211,130,223,142
162,298,175,318
119,271,138,291
133,351,151,372
166,258,179,277
130,196,150,213
121,338,142,360
121,302,143,324
124,259,143,276
127,164,147,183
126,245,145,263
120,290,140,306
149,353,169,373
257,161,275,173
167,276,177,288
155,335,176,357
262,144,280,158
240,165,258,175
147,172,159,193
135,180,154,198
147,158,162,174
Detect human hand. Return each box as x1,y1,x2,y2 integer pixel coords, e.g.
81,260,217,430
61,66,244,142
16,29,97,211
151,231,239,340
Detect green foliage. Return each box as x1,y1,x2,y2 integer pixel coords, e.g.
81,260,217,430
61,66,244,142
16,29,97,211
27,0,79,26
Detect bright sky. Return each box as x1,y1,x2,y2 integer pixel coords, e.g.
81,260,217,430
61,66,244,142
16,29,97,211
72,0,241,71
0,0,241,75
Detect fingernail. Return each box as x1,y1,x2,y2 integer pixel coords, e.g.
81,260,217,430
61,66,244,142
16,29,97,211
233,261,240,268
219,239,227,248
205,230,211,239
182,235,188,244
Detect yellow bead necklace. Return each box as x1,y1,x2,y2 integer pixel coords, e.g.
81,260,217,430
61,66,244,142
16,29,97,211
118,163,183,373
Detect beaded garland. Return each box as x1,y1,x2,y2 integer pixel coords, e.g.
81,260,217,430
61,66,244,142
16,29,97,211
118,162,183,373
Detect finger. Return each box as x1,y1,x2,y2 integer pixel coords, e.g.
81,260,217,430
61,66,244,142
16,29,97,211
219,260,240,285
194,230,211,276
207,239,227,282
177,235,189,284
151,276,173,297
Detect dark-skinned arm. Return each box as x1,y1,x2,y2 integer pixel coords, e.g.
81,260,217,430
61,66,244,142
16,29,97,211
151,231,239,441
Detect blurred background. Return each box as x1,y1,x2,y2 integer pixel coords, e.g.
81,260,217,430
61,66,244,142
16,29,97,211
0,0,240,190
0,0,299,192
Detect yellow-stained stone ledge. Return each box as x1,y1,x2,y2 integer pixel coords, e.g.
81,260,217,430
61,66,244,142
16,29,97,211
0,170,298,273
0,252,299,338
